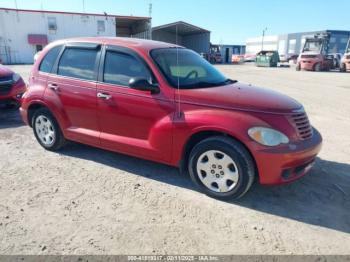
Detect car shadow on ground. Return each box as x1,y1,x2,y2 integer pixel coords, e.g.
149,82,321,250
1,109,349,234
59,142,350,234
0,107,24,129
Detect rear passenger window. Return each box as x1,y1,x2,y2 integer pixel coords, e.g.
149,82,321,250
103,51,152,86
58,48,98,81
39,45,62,73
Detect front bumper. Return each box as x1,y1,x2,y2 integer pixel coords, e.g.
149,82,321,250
344,60,350,71
0,78,27,105
299,60,317,70
253,127,322,185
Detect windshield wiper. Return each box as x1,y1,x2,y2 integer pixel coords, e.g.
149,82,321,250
223,78,237,85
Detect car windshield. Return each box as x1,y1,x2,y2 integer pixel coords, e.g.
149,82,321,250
303,40,323,53
151,48,234,89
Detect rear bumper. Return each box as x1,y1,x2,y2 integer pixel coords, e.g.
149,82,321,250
19,106,29,125
0,79,26,104
253,127,322,185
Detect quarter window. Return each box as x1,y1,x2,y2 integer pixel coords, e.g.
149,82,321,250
39,45,62,73
103,51,152,86
57,48,98,81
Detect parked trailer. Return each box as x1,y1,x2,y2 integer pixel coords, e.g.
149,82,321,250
340,38,350,72
296,33,334,72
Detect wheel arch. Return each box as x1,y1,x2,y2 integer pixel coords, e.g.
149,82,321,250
27,102,48,127
179,129,258,180
26,100,67,133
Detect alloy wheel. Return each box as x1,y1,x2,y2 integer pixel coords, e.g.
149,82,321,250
35,115,56,146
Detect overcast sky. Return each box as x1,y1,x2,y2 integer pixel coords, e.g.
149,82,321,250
1,0,350,44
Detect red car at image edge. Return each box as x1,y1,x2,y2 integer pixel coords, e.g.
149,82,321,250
0,64,26,107
20,37,322,199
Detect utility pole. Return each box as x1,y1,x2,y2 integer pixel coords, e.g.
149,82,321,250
82,0,85,13
261,27,267,51
148,3,153,40
14,0,19,21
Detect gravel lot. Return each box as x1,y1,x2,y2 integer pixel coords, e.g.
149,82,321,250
0,64,350,255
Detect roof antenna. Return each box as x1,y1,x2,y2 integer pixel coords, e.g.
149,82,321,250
176,24,182,118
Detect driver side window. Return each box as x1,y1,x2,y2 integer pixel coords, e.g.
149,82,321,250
103,51,153,87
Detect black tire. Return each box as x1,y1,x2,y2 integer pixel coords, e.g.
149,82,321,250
188,136,255,200
340,63,346,72
296,63,301,71
32,108,66,151
314,63,321,72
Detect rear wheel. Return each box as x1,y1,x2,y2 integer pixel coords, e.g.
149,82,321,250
32,108,66,151
188,136,255,200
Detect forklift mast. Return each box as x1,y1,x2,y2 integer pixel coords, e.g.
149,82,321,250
303,32,331,54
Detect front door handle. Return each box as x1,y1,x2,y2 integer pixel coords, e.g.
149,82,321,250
97,92,112,100
48,83,59,91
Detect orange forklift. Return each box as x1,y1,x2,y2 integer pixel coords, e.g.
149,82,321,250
296,33,334,72
208,44,223,64
340,38,350,72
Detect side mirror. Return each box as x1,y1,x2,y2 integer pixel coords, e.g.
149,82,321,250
129,77,160,94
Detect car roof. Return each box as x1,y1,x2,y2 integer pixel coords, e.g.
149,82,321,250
50,37,181,52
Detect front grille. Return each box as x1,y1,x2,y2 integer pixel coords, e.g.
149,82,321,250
0,76,13,96
290,112,313,140
301,55,317,59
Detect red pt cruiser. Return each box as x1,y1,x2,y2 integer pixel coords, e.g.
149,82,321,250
0,64,26,107
20,38,322,199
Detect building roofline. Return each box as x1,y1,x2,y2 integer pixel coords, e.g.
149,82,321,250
152,21,210,33
0,7,151,20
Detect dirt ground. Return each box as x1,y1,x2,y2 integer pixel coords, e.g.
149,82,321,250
0,64,349,255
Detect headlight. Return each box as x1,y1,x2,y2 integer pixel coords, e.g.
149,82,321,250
12,73,21,83
248,127,289,147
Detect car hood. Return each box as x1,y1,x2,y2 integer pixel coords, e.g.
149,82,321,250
0,65,14,77
179,82,302,114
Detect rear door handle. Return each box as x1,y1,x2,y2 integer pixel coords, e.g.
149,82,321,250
48,83,59,91
97,92,112,100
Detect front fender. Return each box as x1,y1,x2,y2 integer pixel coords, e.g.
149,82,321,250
171,108,268,166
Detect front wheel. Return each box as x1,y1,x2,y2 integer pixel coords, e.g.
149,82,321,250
188,136,255,200
32,108,66,151
296,63,301,71
340,63,346,72
314,63,321,72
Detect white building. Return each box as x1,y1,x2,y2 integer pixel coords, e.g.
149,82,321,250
0,8,151,64
245,35,279,55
